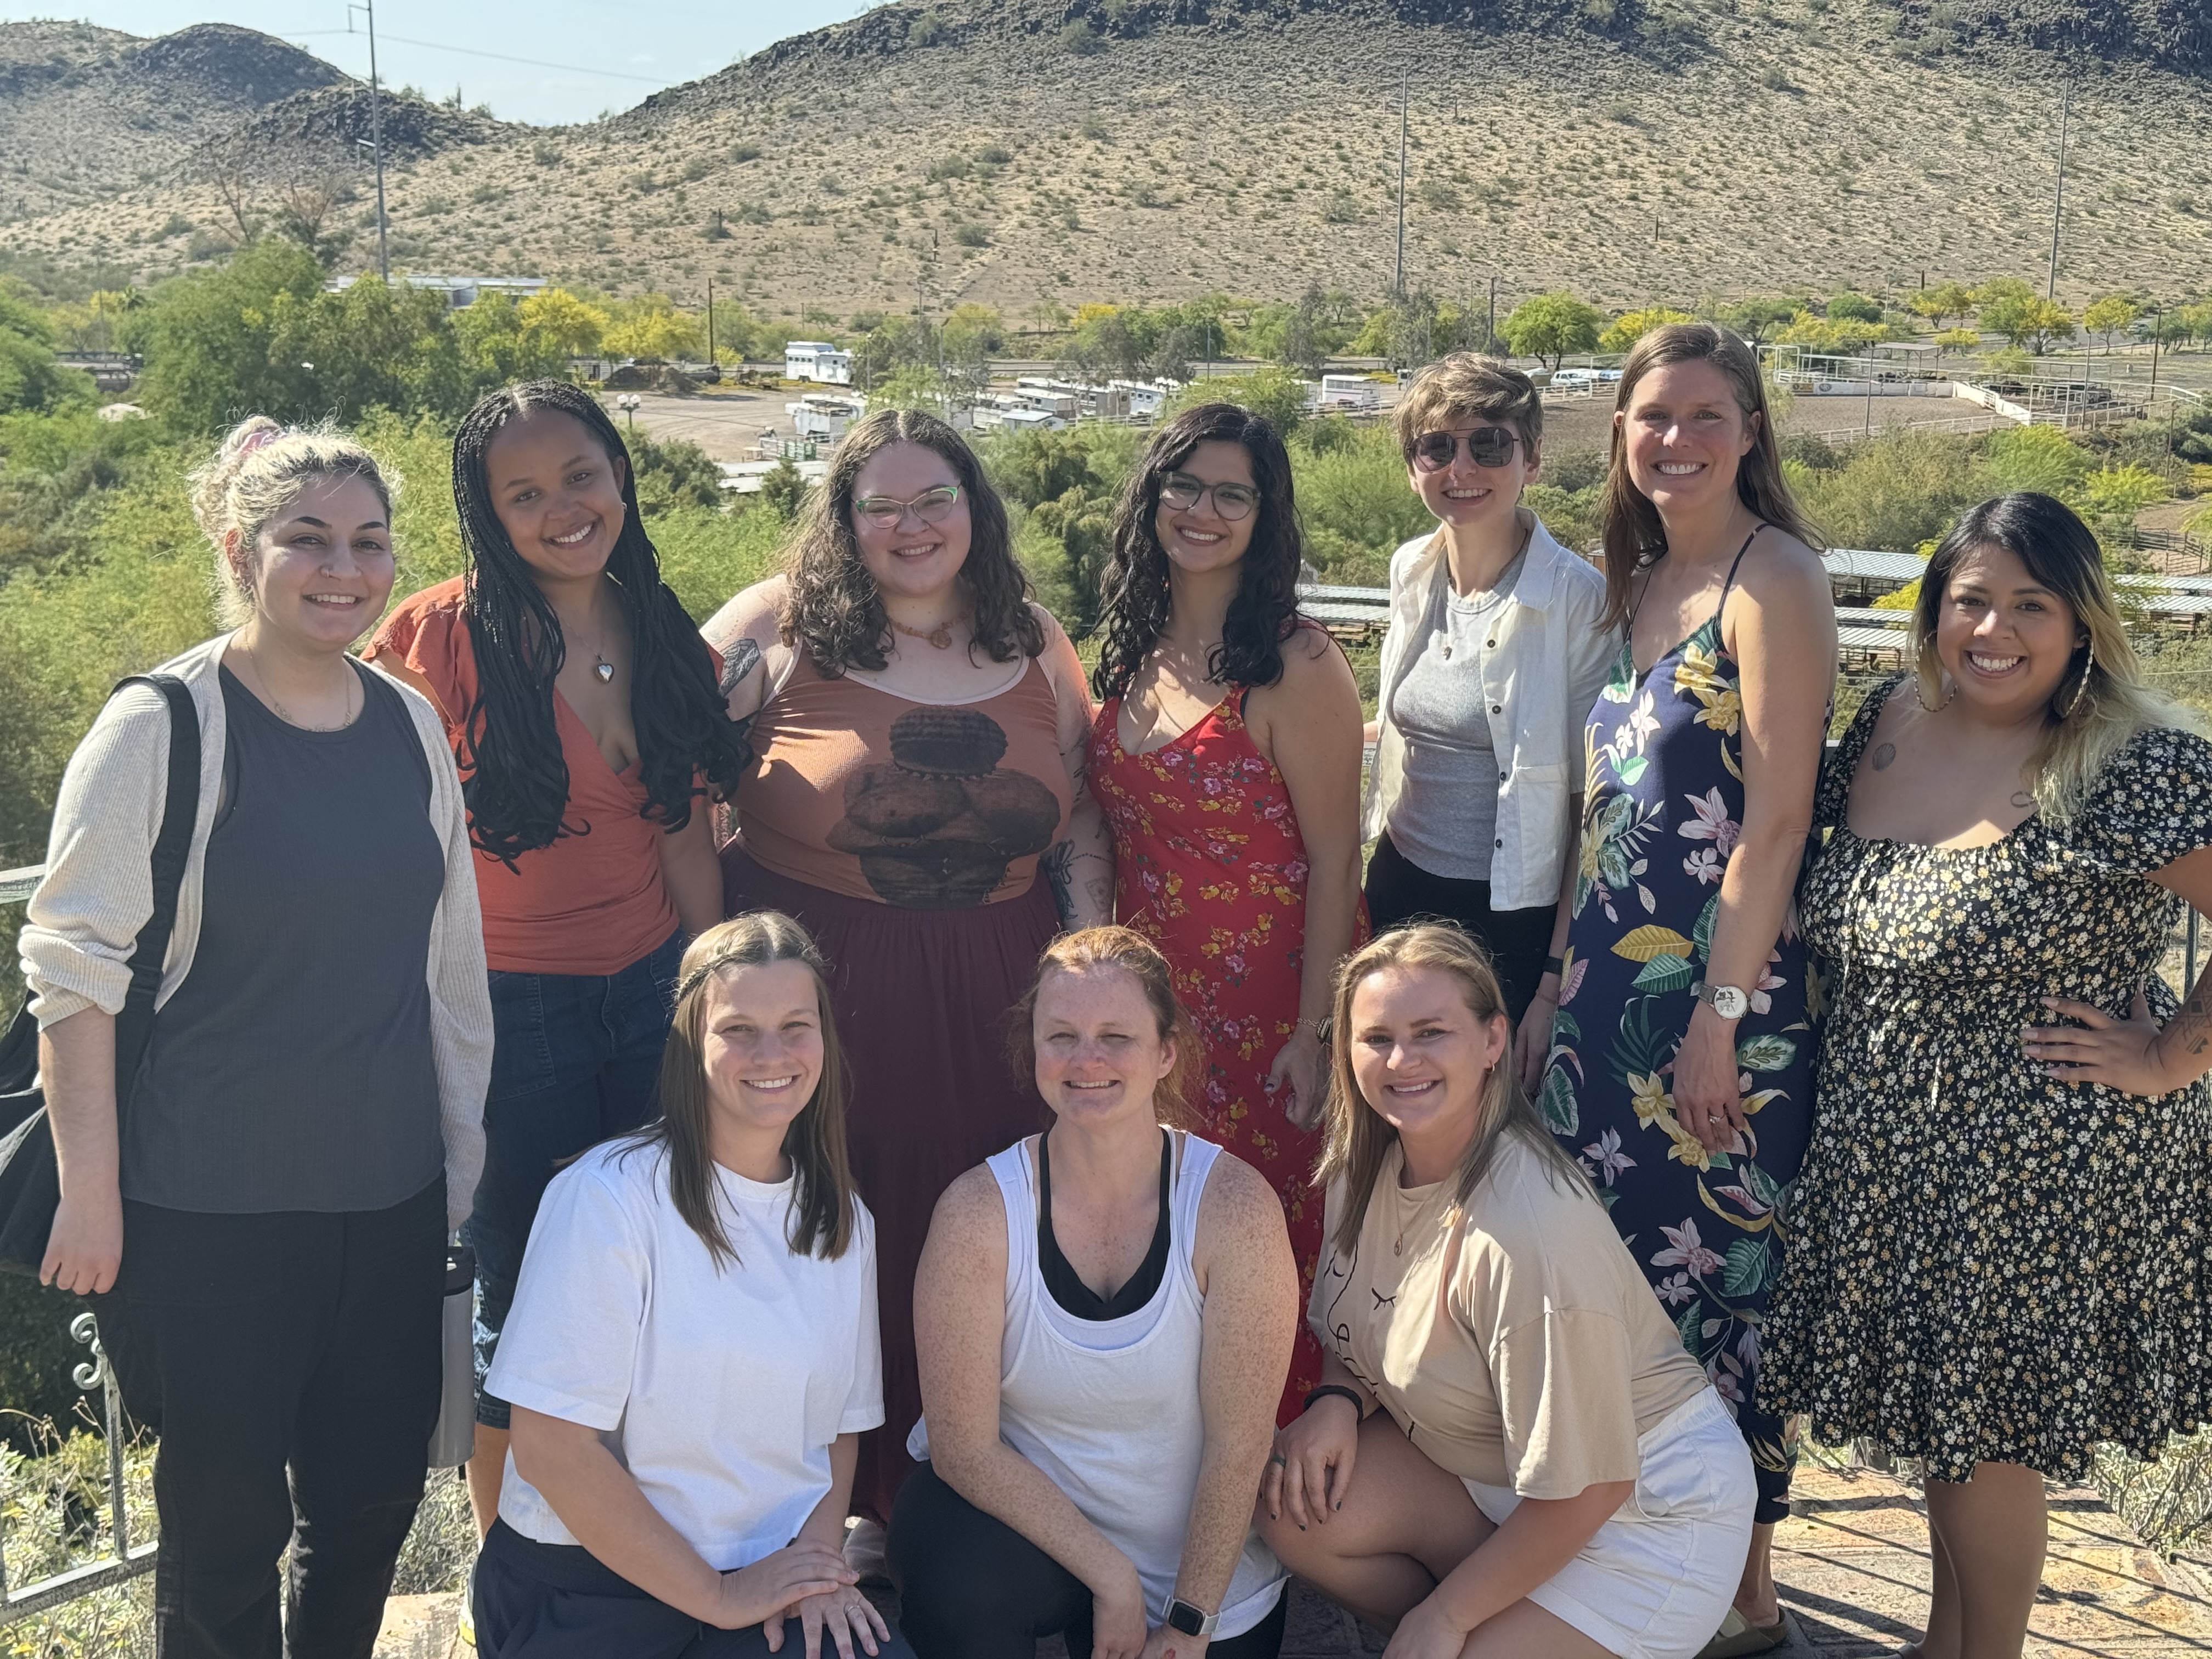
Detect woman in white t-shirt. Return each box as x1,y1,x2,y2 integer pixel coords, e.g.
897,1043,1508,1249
1259,926,1753,1659
473,911,911,1659
891,927,1298,1659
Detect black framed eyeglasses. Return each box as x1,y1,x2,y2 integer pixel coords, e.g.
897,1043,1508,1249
854,484,963,529
1411,428,1522,473
1158,471,1259,521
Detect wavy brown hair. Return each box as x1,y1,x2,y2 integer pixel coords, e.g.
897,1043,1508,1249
1317,925,1587,1254
1091,403,1305,702
617,911,857,1265
1006,926,1202,1130
780,407,1042,674
1597,323,1822,629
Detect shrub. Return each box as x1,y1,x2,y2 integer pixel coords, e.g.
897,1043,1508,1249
908,9,946,47
731,143,762,163
977,144,1012,166
1060,19,1103,54
952,222,989,247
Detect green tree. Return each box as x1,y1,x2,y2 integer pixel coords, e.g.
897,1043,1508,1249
1932,327,1980,352
1500,291,1602,370
1029,484,1115,634
1716,297,1800,348
1908,282,1978,331
0,286,92,415
134,239,328,432
1169,364,1308,438
758,458,811,522
603,295,704,361
1985,424,2090,497
867,364,951,413
1599,306,1694,354
451,293,574,387
1826,290,1883,323
518,289,611,358
2081,295,2138,353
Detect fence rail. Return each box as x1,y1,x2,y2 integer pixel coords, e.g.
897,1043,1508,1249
0,1313,156,1625
0,866,40,905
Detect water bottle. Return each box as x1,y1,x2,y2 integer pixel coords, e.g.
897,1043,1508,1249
430,1242,477,1469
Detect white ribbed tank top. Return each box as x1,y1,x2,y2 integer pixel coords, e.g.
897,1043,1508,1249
908,1131,1285,1636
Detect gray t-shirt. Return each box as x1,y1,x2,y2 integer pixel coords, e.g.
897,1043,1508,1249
1385,552,1525,882
123,664,447,1214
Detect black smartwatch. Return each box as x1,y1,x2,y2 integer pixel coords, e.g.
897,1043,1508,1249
1166,1599,1221,1638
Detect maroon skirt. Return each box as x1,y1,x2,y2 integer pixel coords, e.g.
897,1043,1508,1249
721,847,1058,1522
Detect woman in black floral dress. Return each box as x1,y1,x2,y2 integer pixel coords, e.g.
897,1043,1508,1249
1766,492,2212,1659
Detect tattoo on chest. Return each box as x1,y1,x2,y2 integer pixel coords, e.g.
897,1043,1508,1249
1871,742,1897,771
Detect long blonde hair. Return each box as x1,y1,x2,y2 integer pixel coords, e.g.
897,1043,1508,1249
1598,323,1822,630
1317,926,1586,1254
1913,492,2196,820
619,911,857,1265
187,415,394,627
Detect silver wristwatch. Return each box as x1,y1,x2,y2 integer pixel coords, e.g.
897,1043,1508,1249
1692,980,1751,1020
1166,1599,1221,1638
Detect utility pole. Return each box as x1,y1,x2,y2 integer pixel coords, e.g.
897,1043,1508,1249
706,278,716,373
2046,80,2072,301
2149,304,2162,397
1393,72,1409,299
1487,274,1498,352
347,0,389,281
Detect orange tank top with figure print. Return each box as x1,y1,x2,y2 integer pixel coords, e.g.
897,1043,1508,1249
736,652,1071,909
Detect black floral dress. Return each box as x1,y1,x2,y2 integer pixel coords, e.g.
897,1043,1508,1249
1764,677,2212,1483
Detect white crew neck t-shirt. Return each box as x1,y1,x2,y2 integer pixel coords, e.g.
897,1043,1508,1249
489,1139,882,1571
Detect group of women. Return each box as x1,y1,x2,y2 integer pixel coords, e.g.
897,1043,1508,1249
19,319,2212,1659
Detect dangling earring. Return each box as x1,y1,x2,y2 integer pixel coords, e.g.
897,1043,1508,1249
2056,638,2095,720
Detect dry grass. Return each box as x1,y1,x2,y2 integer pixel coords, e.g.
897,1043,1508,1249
3,4,2208,315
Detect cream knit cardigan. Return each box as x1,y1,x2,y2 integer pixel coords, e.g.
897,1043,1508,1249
19,634,491,1231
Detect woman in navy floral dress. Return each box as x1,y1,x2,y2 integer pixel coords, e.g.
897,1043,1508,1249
1539,325,1836,1655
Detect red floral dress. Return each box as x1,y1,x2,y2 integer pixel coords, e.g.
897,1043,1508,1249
1088,687,1362,1424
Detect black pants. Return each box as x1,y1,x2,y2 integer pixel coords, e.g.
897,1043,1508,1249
888,1464,1288,1659
473,1520,921,1658
1363,833,1556,1025
92,1178,446,1659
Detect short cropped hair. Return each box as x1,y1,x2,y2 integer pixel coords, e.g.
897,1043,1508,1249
1391,353,1544,463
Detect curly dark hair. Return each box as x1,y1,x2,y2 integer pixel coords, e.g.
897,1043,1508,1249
450,379,750,865
1091,402,1305,702
781,407,1043,674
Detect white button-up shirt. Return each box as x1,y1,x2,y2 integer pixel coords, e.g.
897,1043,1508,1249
1361,515,1622,912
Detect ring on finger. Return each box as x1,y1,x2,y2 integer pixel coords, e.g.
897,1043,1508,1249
1269,1451,1288,1466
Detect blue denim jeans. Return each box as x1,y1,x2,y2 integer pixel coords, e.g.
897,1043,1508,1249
467,930,682,1429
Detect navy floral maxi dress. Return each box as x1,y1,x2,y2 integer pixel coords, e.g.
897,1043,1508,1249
1542,538,1816,1525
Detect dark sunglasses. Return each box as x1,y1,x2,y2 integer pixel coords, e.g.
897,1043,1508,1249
1412,428,1523,473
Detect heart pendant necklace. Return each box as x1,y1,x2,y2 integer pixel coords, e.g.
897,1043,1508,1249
593,654,614,684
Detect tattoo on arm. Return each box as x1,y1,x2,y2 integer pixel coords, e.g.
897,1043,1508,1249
1043,842,1077,932
718,636,762,699
2171,979,2212,1058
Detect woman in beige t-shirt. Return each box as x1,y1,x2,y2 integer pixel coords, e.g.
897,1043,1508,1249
1259,926,1754,1659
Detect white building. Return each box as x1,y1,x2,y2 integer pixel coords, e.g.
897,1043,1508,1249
787,392,867,441
785,341,854,385
1317,374,1382,410
326,274,547,309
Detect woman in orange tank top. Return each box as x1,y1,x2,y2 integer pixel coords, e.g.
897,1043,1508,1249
369,381,748,1532
704,409,1112,1539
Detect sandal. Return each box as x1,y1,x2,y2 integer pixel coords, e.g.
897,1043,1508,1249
1695,1606,1789,1658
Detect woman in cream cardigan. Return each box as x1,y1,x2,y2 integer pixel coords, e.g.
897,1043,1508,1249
22,416,492,1658
1362,354,1617,1086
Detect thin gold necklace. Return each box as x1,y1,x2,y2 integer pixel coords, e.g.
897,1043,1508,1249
245,639,356,731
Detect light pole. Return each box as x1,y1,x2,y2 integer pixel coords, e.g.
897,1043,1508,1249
2046,80,2072,302
616,393,641,431
346,0,388,282
1393,72,1409,299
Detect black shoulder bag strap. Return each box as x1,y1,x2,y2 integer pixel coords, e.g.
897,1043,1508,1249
0,673,201,1274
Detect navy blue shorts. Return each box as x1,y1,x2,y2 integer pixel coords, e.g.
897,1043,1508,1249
474,1521,918,1659
466,929,682,1429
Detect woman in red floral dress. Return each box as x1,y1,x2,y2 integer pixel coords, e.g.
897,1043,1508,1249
1086,404,1366,1421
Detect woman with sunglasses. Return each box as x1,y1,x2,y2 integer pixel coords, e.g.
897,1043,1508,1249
1085,402,1366,1426
1365,354,1618,1088
703,408,1113,1539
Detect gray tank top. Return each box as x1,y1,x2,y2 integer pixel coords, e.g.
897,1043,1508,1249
123,664,447,1214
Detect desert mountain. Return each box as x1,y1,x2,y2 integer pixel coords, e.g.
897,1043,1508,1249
1,1,2207,315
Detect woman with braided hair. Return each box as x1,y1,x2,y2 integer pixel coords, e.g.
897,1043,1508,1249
369,379,748,1531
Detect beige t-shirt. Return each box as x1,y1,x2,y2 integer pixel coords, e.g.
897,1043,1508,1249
1309,1132,1709,1498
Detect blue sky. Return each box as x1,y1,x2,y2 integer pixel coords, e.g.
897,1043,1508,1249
3,0,872,125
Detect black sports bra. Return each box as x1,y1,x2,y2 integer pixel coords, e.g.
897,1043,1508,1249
1036,1126,1172,1322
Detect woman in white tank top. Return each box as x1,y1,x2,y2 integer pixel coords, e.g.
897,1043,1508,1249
890,928,1299,1659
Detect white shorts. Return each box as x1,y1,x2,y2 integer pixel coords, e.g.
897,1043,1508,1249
1463,1388,1756,1659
